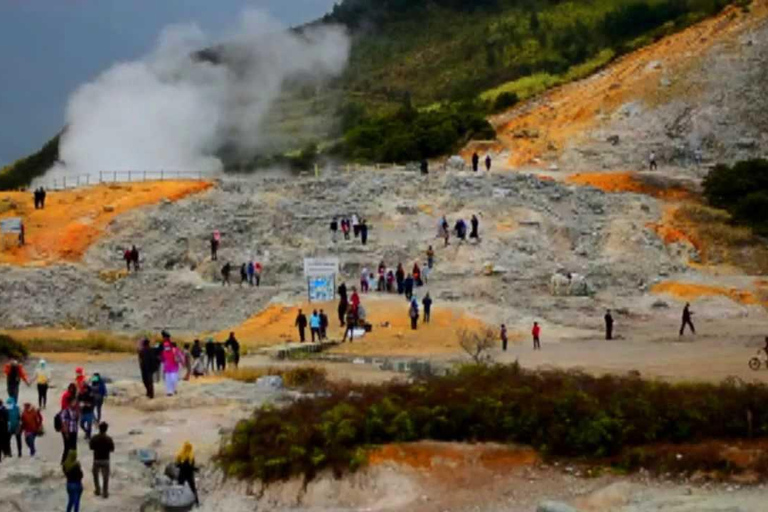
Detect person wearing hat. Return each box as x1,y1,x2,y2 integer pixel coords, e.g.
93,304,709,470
33,360,51,409
4,359,30,403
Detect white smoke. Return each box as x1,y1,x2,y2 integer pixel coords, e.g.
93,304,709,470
52,10,349,175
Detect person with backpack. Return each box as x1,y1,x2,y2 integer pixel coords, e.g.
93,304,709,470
77,385,96,440
90,374,107,422
4,359,30,403
138,339,157,399
21,402,43,457
0,400,9,462
59,396,79,463
89,422,115,499
6,398,21,457
33,360,51,409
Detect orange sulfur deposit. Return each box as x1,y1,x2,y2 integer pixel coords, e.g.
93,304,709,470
646,205,702,252
0,181,212,265
566,172,691,200
651,281,763,306
211,298,503,357
368,442,538,471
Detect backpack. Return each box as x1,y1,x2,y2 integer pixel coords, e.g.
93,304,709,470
54,412,63,432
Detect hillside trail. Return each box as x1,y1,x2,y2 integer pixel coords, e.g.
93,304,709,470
480,0,768,169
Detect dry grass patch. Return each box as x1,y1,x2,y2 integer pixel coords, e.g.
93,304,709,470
223,366,328,389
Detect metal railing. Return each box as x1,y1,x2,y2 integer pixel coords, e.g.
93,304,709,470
41,170,210,191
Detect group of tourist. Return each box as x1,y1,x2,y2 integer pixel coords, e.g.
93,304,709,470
122,245,140,272
359,256,431,299
438,214,481,247
329,214,369,245
32,187,47,209
470,152,493,173
294,309,330,343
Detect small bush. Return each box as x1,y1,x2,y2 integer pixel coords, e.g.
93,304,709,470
703,159,768,235
492,91,519,112
0,334,29,360
20,334,135,353
223,366,328,390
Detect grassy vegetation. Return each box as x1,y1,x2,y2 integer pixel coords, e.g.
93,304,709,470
703,159,768,236
223,366,328,389
9,333,136,354
0,334,30,360
218,363,768,483
0,132,60,190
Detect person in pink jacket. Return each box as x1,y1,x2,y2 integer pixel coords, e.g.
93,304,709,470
161,340,183,396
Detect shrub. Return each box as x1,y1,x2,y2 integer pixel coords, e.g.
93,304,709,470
223,366,328,390
218,365,768,484
0,334,29,360
492,91,519,112
703,159,768,235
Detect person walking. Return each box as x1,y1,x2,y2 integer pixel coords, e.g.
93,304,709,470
214,343,227,373
319,310,329,340
191,339,203,370
247,261,255,286
404,275,414,300
360,219,368,245
351,214,360,238
60,399,80,464
63,450,84,512
330,217,339,243
649,151,657,171
123,248,132,272
6,398,21,457
90,374,107,422
21,402,42,457
396,264,405,295
89,422,115,499
341,218,350,240
680,303,695,336
138,339,157,399
239,263,248,287
426,246,435,269
205,338,216,374
176,441,200,507
225,332,240,369
130,245,140,271
161,340,183,396
221,262,232,286
409,299,419,330
485,154,492,172
33,360,50,409
0,401,9,462
40,187,47,209
5,359,30,403
77,384,95,440
210,233,219,261
295,310,308,343
470,215,480,242
422,293,432,323
310,310,321,343
343,309,357,342
501,324,509,352
254,261,263,287
337,296,348,328
532,322,541,350
604,309,614,340
472,152,480,172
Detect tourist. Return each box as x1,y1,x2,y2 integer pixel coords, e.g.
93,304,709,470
62,450,84,512
679,303,695,336
210,232,219,261
605,310,614,340
161,340,182,396
205,338,216,373
420,159,429,175
33,188,40,209
501,324,508,351
470,215,480,242
295,310,308,343
404,274,414,300
330,217,338,242
532,322,541,350
6,398,21,457
130,245,140,271
360,219,368,245
191,339,203,369
422,293,433,323
60,383,78,413
90,373,107,422
341,217,350,240
182,344,193,381
649,151,657,171
176,441,200,507
426,246,435,269
138,339,157,399
413,263,422,287
40,187,47,208
352,214,360,237
60,399,80,464
422,263,430,284
74,367,88,393
472,152,479,172
0,400,9,462
386,270,395,293
123,248,132,271
254,261,263,287
77,384,95,440
360,267,369,293
343,309,357,342
320,310,329,340
310,310,321,343
377,262,386,292
20,403,42,457
409,299,419,330
221,262,232,286
4,359,30,403
225,332,240,369
396,264,405,294
454,219,467,242
33,360,50,410
485,154,492,171
350,288,361,314
89,422,114,499
247,260,255,286
239,263,248,287
215,343,227,373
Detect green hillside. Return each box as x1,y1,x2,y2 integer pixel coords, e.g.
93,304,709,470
1,0,741,187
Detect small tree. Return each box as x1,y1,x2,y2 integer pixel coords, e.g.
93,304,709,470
458,328,497,365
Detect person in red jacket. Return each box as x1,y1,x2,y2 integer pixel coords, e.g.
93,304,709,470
350,288,361,314
532,322,541,350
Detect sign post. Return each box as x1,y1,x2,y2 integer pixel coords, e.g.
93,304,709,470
304,257,339,303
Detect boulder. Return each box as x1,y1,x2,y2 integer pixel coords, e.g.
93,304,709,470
446,155,466,170
160,484,196,511
256,375,284,390
133,448,158,466
537,501,579,512
549,272,590,297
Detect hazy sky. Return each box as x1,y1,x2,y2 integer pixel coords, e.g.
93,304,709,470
0,0,337,165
